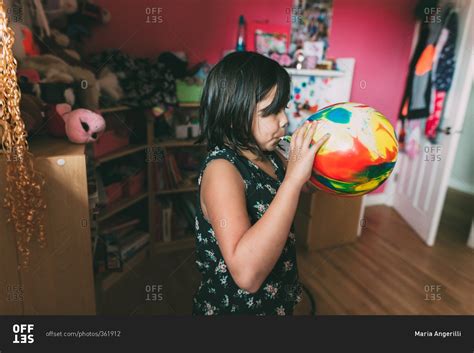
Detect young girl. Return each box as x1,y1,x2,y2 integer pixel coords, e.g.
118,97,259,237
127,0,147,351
192,52,329,315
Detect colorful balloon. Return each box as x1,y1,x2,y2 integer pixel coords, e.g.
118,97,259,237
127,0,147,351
287,102,398,196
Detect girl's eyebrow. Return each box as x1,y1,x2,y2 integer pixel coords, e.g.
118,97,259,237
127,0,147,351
258,105,272,115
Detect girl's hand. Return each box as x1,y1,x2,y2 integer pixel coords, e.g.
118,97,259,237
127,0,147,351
284,120,330,189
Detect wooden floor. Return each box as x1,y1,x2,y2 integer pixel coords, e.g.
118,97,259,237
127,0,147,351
100,189,474,315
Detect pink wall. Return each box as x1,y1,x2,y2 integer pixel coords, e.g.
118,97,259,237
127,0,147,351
88,0,293,65
328,0,416,124
88,0,417,194
89,0,415,123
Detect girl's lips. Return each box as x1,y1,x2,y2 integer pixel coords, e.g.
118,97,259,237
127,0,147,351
274,136,285,142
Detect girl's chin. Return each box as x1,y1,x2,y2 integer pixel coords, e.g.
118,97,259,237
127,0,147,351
257,140,278,151
266,142,278,151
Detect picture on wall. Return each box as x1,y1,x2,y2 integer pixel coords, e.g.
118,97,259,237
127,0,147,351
290,0,333,66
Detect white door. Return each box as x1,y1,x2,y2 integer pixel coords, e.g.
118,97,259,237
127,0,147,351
393,0,474,246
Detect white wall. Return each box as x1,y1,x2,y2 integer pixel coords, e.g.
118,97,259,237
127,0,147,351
449,81,474,194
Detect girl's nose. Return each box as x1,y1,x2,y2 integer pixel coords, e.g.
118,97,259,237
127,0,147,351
279,112,289,129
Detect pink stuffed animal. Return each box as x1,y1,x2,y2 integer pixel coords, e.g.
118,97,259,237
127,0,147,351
46,103,105,143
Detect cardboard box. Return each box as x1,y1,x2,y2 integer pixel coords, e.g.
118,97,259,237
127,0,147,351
294,190,363,250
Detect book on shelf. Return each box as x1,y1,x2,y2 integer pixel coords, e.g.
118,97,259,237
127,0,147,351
94,237,107,273
155,198,163,241
96,215,140,272
172,200,192,238
174,195,196,226
159,198,173,242
104,229,150,271
156,195,197,243
155,152,175,190
155,150,200,191
154,160,166,191
168,154,183,187
120,231,150,263
163,153,176,189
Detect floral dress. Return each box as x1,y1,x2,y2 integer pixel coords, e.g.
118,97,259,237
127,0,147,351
192,145,302,315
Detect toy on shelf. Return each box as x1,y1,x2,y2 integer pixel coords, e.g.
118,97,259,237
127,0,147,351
46,103,106,143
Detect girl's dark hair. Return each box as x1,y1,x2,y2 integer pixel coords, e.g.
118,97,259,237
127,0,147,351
195,51,291,160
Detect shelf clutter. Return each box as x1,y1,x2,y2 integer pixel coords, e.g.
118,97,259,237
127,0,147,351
87,104,206,293
5,0,211,303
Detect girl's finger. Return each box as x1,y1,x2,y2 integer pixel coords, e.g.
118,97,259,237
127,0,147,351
303,121,318,148
290,123,304,149
294,121,309,147
310,133,330,155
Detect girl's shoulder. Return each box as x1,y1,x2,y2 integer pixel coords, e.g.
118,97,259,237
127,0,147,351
198,145,251,187
205,145,238,161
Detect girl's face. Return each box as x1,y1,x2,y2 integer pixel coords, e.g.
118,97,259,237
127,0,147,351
252,86,289,152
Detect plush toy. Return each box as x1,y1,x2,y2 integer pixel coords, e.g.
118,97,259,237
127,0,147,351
158,52,205,79
193,62,211,84
18,65,76,105
17,69,42,99
98,67,123,102
270,52,292,67
40,82,76,106
34,27,83,65
20,54,100,108
49,28,82,61
20,94,46,135
17,68,41,83
46,103,105,143
70,0,111,25
11,23,41,60
49,1,110,36
43,0,79,21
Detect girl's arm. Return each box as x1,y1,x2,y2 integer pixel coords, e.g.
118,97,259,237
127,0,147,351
201,121,328,293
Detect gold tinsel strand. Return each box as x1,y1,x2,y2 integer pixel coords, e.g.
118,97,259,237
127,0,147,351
0,0,46,268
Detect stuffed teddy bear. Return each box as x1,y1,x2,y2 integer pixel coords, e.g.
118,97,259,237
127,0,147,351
46,103,106,143
98,67,123,102
20,54,100,109
43,0,79,21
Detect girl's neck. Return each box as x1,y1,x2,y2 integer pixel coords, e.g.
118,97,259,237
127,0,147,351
239,149,257,161
221,141,270,162
239,148,271,163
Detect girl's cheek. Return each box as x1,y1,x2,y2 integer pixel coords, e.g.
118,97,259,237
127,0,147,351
271,118,281,135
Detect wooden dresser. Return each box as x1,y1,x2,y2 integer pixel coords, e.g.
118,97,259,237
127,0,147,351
0,136,96,314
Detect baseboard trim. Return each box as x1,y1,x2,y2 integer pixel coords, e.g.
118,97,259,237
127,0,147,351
468,219,474,249
449,178,474,196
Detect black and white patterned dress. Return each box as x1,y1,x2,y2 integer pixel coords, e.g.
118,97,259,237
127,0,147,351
192,145,302,315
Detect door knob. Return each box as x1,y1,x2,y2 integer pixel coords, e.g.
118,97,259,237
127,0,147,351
440,127,451,135
439,126,462,135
